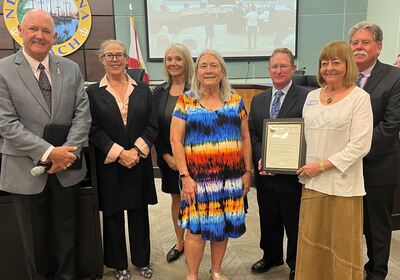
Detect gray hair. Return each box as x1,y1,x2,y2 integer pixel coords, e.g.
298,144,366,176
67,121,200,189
191,49,233,102
163,43,194,86
98,39,127,57
348,21,383,44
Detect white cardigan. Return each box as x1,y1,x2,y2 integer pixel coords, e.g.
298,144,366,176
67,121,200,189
301,86,373,197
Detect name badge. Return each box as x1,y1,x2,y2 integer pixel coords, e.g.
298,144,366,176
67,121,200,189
305,99,318,106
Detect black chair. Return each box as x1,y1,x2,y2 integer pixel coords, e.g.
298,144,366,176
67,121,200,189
292,74,319,91
126,68,145,82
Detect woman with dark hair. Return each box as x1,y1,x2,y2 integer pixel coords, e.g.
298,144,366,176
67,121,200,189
87,39,157,280
153,43,194,263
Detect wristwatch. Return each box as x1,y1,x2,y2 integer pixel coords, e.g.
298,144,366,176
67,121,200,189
179,172,190,179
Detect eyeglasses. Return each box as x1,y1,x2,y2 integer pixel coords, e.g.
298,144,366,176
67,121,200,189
269,64,292,71
102,53,126,61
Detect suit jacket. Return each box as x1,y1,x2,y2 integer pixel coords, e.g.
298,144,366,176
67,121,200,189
86,81,158,215
362,60,400,187
0,49,91,194
248,83,308,192
153,82,189,164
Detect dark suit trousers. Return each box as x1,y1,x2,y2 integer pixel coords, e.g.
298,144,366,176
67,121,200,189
12,175,78,280
364,185,394,280
103,207,150,270
257,186,301,270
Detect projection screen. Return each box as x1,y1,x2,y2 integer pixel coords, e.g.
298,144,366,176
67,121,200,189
145,0,298,60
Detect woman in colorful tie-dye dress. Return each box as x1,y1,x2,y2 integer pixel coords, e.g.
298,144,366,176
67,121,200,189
170,49,252,280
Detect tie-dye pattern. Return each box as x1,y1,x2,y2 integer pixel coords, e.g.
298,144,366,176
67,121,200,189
172,91,247,241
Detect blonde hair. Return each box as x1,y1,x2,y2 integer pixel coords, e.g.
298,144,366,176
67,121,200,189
191,49,233,102
163,43,194,86
317,40,358,88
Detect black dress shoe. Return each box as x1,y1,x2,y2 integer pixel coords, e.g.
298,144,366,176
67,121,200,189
251,258,284,273
289,270,295,280
166,244,184,263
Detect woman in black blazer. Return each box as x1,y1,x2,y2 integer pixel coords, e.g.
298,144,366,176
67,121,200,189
153,43,194,263
87,40,157,280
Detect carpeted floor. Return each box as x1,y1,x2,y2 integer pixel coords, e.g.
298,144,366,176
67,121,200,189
99,179,400,280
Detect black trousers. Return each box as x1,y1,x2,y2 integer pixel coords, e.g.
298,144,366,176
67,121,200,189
256,186,301,270
12,175,78,280
364,185,394,280
103,207,150,270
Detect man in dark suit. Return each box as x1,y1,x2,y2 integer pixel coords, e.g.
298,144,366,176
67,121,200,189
248,48,308,280
349,21,400,280
0,10,91,279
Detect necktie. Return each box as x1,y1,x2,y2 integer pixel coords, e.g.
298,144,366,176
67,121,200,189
356,72,364,88
38,63,52,112
270,90,283,119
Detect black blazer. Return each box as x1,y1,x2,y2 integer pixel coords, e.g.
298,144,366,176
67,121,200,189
86,81,158,215
362,60,400,187
248,83,308,192
153,82,189,164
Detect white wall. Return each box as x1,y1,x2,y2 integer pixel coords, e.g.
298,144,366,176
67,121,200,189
367,0,400,65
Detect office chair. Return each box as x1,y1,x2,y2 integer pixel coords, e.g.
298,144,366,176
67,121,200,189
126,68,145,82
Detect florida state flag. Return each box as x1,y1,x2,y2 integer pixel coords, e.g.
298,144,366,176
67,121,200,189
128,15,150,83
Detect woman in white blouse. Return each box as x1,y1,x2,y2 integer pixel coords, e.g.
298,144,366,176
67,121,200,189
295,40,373,280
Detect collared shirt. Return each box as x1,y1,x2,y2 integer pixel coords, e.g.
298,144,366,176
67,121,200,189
100,74,150,164
22,48,54,162
269,80,292,114
358,62,376,89
22,48,52,84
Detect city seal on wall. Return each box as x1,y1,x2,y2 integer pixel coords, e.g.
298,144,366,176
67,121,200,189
3,0,92,56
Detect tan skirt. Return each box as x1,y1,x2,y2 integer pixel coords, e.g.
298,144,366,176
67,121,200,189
295,187,363,280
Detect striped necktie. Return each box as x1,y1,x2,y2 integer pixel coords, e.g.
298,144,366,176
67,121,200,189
356,72,364,88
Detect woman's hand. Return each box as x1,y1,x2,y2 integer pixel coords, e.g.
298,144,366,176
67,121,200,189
118,149,140,168
162,153,178,171
181,176,197,205
297,162,322,178
242,172,251,196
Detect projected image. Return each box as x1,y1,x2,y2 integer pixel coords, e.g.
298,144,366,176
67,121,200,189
146,0,297,59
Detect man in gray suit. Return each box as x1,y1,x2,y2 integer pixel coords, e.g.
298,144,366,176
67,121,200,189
0,9,91,280
349,21,400,280
248,48,308,280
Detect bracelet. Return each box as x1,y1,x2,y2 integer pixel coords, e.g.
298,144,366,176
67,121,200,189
319,161,325,172
133,145,144,157
179,172,190,179
245,169,253,175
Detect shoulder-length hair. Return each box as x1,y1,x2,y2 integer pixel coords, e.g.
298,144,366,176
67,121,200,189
317,40,358,88
163,43,194,86
191,49,233,102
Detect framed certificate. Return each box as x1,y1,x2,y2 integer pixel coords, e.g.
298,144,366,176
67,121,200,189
261,118,306,175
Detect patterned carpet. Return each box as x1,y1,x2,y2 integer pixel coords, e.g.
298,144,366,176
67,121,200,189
99,179,400,280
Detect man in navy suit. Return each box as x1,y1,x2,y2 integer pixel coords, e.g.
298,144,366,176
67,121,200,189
248,48,308,280
349,21,400,280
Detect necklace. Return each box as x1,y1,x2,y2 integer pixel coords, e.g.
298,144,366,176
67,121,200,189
322,88,334,104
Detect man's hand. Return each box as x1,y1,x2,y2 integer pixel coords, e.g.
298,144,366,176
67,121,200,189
258,159,275,176
47,146,77,174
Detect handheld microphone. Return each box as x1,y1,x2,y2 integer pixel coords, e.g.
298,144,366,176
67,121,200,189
31,162,52,176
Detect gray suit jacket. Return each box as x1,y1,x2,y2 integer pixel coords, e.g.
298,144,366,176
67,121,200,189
0,49,91,194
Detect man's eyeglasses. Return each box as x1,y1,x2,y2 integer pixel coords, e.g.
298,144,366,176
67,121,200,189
102,53,126,61
269,64,292,71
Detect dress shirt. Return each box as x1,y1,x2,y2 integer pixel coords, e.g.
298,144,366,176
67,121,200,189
22,48,53,162
357,62,376,89
269,80,292,113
